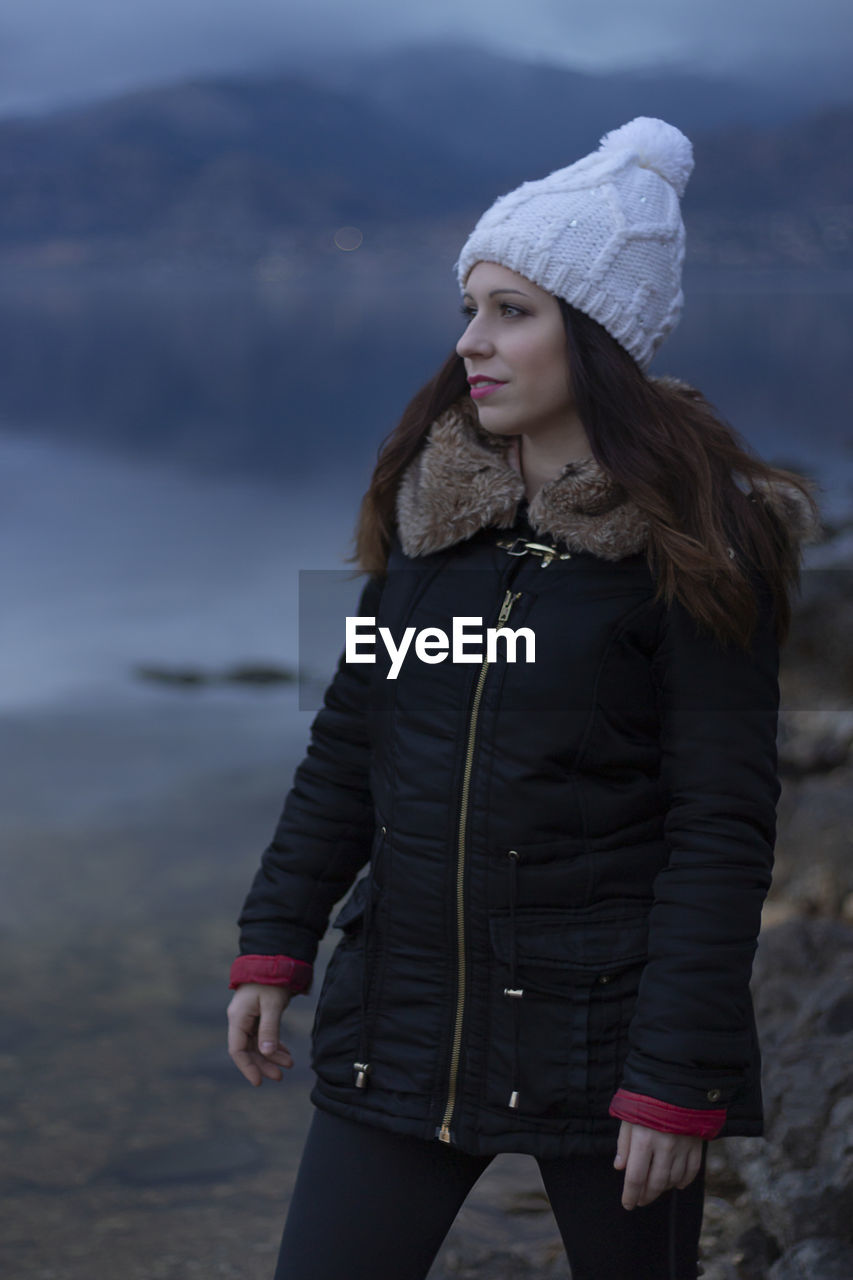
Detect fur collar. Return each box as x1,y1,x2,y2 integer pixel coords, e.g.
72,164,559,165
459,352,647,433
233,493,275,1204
394,383,822,561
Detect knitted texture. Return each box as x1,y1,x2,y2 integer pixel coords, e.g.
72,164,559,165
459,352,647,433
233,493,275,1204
453,116,695,371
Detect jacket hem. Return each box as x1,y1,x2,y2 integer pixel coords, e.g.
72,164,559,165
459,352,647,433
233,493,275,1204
311,1083,629,1158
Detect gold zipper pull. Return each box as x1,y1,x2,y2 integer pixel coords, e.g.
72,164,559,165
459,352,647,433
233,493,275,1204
496,589,522,626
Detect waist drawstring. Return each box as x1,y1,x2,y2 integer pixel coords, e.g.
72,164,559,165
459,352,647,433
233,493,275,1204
354,825,385,1089
504,848,523,1109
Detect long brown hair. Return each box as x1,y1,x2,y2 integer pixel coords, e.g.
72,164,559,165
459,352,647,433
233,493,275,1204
345,300,822,651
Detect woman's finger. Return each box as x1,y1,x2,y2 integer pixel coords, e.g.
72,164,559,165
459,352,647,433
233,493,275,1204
621,1139,654,1210
248,1038,293,1069
257,988,291,1056
639,1140,701,1202
667,1149,689,1192
227,1014,262,1085
636,1151,672,1207
229,1040,263,1087
613,1119,631,1171
245,1049,285,1082
253,1023,293,1065
677,1144,703,1189
259,1041,293,1067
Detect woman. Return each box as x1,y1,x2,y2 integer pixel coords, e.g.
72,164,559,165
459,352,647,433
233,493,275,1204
226,117,821,1279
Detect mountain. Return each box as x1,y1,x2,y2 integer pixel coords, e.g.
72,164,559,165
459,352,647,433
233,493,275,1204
0,43,850,268
0,72,503,253
687,107,853,211
302,39,842,179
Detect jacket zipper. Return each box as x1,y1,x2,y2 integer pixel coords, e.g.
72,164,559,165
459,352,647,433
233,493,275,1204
437,586,523,1144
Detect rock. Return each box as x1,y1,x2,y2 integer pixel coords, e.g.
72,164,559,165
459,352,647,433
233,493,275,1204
760,900,801,930
730,1222,781,1278
132,661,296,689
768,1237,853,1279
719,919,853,1251
783,566,853,707
777,710,853,775
133,664,209,687
769,769,853,915
220,662,296,685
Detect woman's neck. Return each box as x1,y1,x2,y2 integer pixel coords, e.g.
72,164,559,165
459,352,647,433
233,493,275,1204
519,436,593,503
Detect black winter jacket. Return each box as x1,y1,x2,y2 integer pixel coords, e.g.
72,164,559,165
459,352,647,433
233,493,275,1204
233,390,816,1158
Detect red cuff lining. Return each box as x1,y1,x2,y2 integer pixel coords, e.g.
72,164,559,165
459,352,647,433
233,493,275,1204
229,954,313,994
608,1088,727,1138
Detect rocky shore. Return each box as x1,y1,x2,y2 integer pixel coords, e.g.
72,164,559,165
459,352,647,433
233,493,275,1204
2,538,853,1279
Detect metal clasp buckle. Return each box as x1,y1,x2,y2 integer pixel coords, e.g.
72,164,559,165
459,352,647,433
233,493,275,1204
496,538,572,568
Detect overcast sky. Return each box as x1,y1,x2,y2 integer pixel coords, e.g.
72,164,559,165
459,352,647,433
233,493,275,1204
2,0,851,119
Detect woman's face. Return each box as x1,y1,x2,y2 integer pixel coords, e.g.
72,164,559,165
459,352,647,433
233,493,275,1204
455,261,575,440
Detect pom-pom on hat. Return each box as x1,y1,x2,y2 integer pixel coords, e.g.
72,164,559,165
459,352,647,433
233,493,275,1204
453,116,695,371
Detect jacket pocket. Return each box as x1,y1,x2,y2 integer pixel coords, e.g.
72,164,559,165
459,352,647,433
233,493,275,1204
309,882,368,1087
310,821,387,1090
485,902,651,1119
330,873,371,934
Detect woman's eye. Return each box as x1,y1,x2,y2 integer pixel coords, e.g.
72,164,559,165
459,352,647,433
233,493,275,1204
458,303,524,320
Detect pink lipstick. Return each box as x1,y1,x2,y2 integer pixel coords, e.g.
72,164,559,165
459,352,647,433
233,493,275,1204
469,381,506,400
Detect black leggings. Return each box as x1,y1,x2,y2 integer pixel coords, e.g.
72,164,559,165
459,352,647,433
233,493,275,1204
273,1108,707,1280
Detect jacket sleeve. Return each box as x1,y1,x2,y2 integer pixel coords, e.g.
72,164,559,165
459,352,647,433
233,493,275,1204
232,571,385,977
611,570,780,1122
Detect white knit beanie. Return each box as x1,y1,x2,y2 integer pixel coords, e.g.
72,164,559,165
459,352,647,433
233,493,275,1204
453,116,694,372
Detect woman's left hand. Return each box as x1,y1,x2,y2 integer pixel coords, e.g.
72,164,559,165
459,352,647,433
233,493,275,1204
614,1121,704,1210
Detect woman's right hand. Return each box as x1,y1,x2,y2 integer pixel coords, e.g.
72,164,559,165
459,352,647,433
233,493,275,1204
227,983,294,1086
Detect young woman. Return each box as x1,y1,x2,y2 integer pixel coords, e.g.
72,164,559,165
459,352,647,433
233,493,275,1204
226,117,821,1279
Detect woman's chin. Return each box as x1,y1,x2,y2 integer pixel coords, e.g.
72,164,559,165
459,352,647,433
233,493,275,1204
471,406,519,436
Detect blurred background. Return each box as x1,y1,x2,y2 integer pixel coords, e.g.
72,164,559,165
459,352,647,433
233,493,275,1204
2,2,853,1277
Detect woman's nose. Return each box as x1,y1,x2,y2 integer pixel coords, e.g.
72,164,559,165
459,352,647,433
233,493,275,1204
456,319,493,360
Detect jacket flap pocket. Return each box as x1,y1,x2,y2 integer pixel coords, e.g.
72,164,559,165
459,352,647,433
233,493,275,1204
489,902,651,974
331,875,370,932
